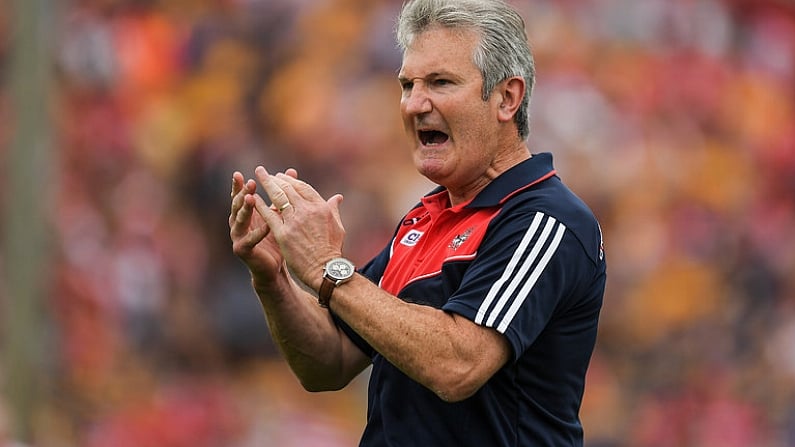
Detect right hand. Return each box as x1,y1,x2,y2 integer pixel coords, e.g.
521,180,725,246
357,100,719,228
229,170,288,286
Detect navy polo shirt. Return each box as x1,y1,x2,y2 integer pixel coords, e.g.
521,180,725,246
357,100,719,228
336,153,606,446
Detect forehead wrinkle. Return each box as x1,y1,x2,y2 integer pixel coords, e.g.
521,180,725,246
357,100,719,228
399,28,480,79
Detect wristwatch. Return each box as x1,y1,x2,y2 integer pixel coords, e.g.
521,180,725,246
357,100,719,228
318,257,355,307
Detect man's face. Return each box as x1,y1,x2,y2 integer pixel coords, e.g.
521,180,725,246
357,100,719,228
398,26,505,193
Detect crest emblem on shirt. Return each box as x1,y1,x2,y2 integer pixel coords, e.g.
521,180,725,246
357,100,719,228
449,227,473,251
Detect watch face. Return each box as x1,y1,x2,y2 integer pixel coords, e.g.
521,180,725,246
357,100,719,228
327,258,354,281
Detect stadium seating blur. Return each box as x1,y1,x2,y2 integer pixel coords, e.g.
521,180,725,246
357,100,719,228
2,0,793,445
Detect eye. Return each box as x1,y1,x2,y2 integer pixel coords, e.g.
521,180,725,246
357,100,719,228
400,80,414,91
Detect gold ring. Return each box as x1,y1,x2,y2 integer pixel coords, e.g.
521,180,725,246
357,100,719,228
279,202,292,212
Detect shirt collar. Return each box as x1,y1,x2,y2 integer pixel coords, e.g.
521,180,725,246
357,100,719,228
467,152,557,208
419,152,557,212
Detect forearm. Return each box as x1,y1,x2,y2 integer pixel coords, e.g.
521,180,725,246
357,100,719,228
253,271,366,391
242,168,507,397
329,274,510,401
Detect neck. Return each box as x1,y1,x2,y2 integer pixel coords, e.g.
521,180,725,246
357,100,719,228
446,145,531,206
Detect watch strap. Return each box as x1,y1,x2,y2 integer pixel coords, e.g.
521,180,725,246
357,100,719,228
319,257,355,308
318,277,336,308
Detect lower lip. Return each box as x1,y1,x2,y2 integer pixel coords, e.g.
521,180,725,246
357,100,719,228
420,143,448,152
420,137,450,148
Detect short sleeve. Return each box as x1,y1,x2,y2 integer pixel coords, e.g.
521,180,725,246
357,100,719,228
443,211,585,360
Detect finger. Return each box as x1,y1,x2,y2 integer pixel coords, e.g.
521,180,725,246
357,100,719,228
232,221,270,258
230,190,245,228
231,173,239,198
254,166,291,209
230,186,244,217
270,174,302,208
229,179,257,226
230,177,255,208
243,221,270,247
236,194,256,224
274,172,323,203
230,172,244,219
284,168,298,179
251,193,285,233
328,193,345,227
231,171,247,197
230,193,256,236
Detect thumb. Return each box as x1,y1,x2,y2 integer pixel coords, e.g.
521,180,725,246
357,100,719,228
252,193,284,233
328,193,344,227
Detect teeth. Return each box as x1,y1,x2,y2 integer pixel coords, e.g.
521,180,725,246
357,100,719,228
419,130,446,146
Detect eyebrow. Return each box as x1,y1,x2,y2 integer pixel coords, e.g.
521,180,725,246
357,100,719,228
397,72,449,82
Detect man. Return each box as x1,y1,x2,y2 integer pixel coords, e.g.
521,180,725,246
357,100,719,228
229,0,606,445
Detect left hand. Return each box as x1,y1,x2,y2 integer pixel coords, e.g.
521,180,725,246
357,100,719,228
252,166,347,291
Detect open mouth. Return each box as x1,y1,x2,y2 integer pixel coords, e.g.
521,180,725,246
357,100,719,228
418,130,449,146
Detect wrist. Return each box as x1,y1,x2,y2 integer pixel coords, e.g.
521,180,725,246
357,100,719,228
318,257,356,307
250,265,292,297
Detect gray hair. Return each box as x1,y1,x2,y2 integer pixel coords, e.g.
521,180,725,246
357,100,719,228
396,0,536,140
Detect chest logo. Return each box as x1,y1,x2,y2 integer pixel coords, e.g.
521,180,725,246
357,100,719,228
400,229,424,247
449,227,474,251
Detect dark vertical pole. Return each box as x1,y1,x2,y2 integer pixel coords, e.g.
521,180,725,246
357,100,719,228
3,0,56,441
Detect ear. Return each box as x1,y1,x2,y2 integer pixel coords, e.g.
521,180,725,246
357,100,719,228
496,76,525,124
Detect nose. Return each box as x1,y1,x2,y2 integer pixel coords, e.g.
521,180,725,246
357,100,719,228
401,82,432,116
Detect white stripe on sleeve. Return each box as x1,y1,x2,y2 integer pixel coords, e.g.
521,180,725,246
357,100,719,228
475,212,544,325
475,213,567,333
497,222,565,332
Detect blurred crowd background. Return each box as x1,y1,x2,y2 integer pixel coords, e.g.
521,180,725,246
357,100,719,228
0,0,794,445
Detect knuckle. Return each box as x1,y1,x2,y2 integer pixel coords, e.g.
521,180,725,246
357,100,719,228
231,241,249,257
